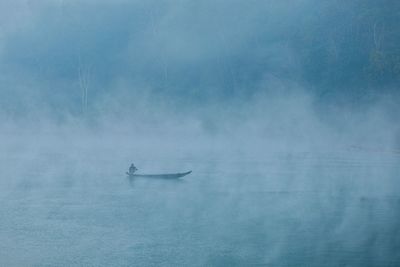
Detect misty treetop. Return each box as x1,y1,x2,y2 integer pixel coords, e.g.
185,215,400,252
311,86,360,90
0,0,399,118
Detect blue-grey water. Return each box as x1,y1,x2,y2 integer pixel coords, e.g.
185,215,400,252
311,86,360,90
1,149,399,266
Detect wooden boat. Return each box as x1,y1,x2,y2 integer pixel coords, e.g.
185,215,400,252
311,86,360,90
126,171,192,179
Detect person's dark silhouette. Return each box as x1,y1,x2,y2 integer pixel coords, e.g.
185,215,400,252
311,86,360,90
129,163,137,174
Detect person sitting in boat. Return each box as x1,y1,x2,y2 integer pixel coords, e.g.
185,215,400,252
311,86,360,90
129,163,138,174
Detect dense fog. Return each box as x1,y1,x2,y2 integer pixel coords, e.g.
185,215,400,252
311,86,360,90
0,1,399,266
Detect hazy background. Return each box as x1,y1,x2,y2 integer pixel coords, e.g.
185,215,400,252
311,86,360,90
0,1,399,266
0,0,399,144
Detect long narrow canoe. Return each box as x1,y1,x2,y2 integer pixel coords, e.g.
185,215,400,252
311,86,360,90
126,171,192,179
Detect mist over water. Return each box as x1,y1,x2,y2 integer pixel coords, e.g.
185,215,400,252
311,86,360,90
1,1,400,266
1,145,399,266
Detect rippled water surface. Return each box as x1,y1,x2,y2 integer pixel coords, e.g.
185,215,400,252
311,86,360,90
1,151,399,266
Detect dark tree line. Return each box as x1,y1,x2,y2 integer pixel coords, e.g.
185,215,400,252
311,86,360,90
294,0,400,98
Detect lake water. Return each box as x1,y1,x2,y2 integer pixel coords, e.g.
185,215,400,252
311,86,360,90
1,150,399,266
